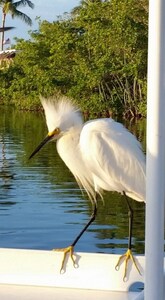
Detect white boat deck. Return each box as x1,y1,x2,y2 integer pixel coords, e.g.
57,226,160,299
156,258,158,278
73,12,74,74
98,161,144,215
0,248,145,299
0,284,142,300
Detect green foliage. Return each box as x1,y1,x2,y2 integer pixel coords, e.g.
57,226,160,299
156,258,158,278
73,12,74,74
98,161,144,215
0,0,148,116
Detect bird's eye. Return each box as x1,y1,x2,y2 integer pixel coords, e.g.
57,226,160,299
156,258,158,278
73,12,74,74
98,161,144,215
55,127,60,134
48,127,60,137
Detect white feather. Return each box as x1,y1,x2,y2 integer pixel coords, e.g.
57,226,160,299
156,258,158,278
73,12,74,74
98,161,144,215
41,96,146,203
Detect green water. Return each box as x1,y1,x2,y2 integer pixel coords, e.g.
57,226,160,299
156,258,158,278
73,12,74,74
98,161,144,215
0,107,145,255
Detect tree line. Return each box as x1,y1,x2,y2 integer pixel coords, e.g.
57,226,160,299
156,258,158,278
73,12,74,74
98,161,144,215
0,0,148,117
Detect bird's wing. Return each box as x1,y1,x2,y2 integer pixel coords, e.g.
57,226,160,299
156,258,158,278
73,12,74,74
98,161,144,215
80,119,146,202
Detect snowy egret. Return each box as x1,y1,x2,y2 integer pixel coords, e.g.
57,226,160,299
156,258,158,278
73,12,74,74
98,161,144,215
29,96,146,280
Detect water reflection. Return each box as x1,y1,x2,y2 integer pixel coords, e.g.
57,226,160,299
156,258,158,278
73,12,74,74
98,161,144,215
0,132,15,208
0,107,145,256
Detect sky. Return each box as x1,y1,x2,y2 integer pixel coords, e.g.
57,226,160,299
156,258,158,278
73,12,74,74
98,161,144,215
1,0,80,46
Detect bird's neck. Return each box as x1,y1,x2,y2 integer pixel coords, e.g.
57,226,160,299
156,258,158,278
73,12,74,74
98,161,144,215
56,128,81,165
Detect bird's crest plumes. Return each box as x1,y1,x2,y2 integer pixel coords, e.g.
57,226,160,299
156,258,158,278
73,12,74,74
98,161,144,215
40,95,83,133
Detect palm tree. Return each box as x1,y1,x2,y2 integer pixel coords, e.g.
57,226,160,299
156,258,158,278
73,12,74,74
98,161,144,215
0,0,34,51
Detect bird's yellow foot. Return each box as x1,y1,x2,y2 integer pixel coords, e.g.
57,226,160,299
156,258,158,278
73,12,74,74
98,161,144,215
53,245,76,273
115,248,141,281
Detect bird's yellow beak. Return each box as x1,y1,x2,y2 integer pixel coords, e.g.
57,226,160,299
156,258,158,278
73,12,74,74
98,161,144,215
29,133,54,160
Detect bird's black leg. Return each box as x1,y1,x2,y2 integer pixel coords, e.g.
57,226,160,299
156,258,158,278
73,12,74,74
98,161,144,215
115,192,141,281
54,196,98,273
71,203,97,247
123,191,133,251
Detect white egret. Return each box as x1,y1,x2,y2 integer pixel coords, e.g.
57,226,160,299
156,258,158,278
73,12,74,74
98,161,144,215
29,96,146,280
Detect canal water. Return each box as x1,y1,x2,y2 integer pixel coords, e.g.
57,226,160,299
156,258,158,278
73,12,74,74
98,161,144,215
0,107,145,256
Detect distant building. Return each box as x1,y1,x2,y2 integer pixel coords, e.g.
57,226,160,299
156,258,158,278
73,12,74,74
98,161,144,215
0,49,18,69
